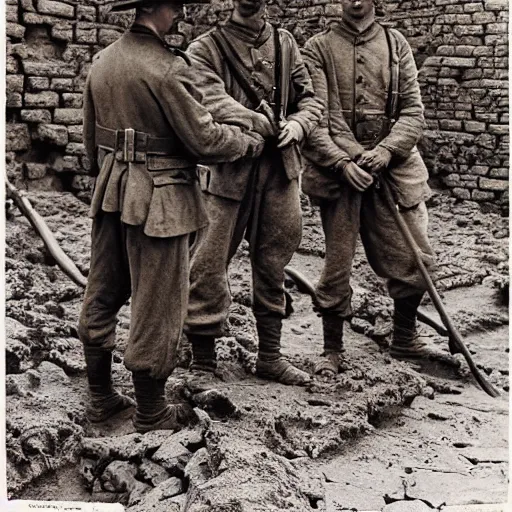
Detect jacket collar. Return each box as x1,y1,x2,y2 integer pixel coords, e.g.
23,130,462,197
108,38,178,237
129,23,166,46
223,18,273,47
331,18,381,43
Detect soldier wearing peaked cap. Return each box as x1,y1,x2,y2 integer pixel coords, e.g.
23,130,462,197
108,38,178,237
302,0,458,376
79,0,265,433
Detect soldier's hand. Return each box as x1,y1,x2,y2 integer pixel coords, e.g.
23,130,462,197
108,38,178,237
336,160,374,192
357,147,392,173
245,131,266,158
277,120,304,148
252,113,276,138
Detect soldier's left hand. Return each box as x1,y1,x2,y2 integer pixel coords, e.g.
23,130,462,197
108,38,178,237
357,147,392,172
277,120,304,148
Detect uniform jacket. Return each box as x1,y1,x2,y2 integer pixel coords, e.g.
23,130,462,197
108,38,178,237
302,20,431,208
186,20,324,201
83,25,261,237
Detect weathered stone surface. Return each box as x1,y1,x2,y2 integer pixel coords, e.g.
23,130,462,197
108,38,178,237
24,91,59,108
6,124,31,152
37,0,74,18
98,27,124,45
65,142,86,155
50,78,74,91
62,93,83,109
54,108,83,125
21,109,52,124
37,124,69,146
68,125,83,143
25,163,48,180
7,75,24,94
184,448,212,488
382,500,432,512
479,178,508,191
27,77,50,91
7,93,23,108
138,458,173,487
23,61,76,78
7,23,26,39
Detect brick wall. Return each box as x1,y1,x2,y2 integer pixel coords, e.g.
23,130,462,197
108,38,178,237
5,0,509,207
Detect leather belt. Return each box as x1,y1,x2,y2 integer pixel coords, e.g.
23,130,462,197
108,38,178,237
95,124,189,164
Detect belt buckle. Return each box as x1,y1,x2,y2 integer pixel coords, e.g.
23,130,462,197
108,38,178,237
123,128,135,163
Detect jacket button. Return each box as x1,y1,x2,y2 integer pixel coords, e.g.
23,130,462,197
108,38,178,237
356,75,364,84
356,55,364,64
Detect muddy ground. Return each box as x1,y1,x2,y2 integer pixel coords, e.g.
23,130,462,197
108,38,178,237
4,187,509,511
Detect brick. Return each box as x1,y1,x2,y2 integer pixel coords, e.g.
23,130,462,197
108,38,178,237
479,177,508,191
437,45,455,56
464,121,487,133
64,142,86,156
464,2,484,12
489,168,509,178
6,55,19,74
27,77,50,91
473,46,493,57
24,91,59,108
439,120,462,130
444,173,461,186
462,68,482,79
51,24,73,42
7,93,23,108
484,0,509,11
51,78,74,91
469,166,490,176
54,108,83,125
452,187,471,199
488,124,509,135
440,57,476,67
37,0,74,18
25,163,47,180
472,12,497,23
6,4,18,22
6,75,24,94
454,45,475,57
21,0,35,11
75,27,98,44
49,154,80,173
475,112,499,122
62,93,83,108
455,111,472,120
62,45,92,63
21,109,52,124
37,124,69,146
7,23,26,39
487,23,508,34
23,61,76,78
472,190,495,201
6,123,31,151
453,25,484,36
98,28,123,46
77,5,97,22
68,125,83,143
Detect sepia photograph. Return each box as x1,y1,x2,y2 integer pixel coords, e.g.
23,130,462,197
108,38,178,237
3,0,510,510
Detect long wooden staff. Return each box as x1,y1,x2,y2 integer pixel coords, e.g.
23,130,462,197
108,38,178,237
6,176,88,289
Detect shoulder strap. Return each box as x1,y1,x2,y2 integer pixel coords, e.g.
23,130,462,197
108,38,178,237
383,26,400,122
209,29,262,108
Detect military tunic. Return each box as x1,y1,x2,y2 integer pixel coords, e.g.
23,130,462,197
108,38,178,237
79,25,262,379
302,20,434,317
184,20,324,336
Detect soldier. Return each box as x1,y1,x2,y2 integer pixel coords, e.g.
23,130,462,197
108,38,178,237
184,0,324,385
79,0,265,432
302,0,456,376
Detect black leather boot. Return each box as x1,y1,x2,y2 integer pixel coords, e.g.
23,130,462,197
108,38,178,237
390,294,459,367
84,345,134,423
314,314,346,376
132,371,196,433
255,313,311,386
188,334,217,372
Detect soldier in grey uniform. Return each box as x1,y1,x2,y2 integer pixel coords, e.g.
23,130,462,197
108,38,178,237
80,0,265,432
302,0,456,376
184,0,324,385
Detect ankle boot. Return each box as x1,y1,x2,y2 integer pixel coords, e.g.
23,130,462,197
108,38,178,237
390,294,425,359
132,371,196,433
188,334,217,372
84,345,134,423
255,314,311,386
322,314,344,354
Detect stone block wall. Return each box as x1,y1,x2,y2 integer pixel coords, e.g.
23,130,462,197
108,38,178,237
5,0,509,207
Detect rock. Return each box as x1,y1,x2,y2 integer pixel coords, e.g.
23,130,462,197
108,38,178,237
383,500,433,512
127,480,182,512
192,389,238,419
151,434,193,474
184,447,212,488
5,317,31,374
100,460,138,493
138,458,172,486
6,124,31,152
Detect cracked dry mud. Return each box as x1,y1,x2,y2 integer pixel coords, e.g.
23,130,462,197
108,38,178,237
6,189,509,510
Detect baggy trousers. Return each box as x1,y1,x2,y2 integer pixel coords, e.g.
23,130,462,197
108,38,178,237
78,211,190,380
315,184,434,318
185,156,302,336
